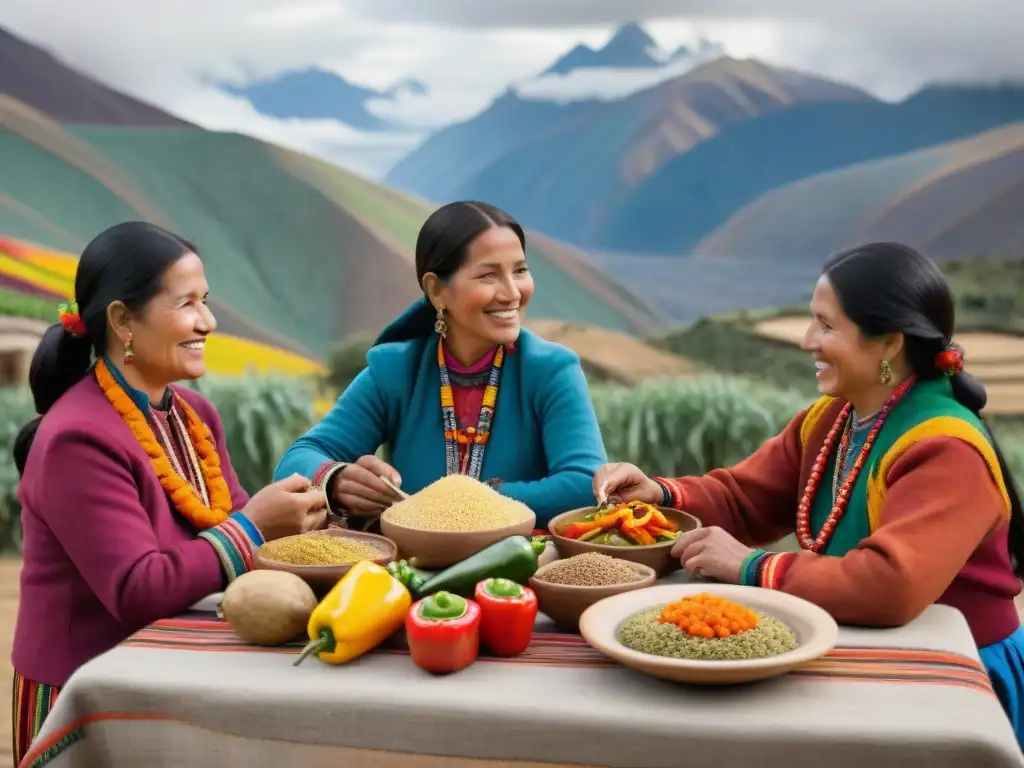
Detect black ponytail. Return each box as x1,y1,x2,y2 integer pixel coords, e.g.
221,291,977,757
12,221,197,476
825,242,1024,579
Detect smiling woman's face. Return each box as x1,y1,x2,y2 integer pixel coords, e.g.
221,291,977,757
432,225,534,357
120,252,218,384
801,275,891,402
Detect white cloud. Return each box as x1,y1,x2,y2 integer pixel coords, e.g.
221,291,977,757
166,87,425,179
3,0,1024,177
513,41,724,103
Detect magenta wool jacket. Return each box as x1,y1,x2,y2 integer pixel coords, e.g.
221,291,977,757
12,373,259,688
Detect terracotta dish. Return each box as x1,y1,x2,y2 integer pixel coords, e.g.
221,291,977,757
547,506,701,577
578,583,839,685
529,561,656,630
380,515,536,570
253,528,397,597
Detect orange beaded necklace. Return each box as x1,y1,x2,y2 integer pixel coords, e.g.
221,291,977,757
95,357,232,530
795,376,915,552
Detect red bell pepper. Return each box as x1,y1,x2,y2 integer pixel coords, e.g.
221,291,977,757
405,591,481,674
474,578,538,656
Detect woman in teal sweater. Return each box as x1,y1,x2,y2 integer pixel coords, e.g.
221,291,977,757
275,201,607,525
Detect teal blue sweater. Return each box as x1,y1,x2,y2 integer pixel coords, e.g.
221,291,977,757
274,299,608,523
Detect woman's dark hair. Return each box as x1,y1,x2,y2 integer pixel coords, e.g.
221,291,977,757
824,241,1024,577
415,200,526,288
13,221,197,475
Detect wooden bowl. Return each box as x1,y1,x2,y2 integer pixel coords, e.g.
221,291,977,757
529,561,656,630
379,513,536,570
547,506,701,577
579,583,839,685
253,529,398,598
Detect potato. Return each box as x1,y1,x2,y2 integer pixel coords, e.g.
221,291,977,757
217,570,317,646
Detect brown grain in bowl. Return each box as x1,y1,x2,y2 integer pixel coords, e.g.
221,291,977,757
534,552,645,587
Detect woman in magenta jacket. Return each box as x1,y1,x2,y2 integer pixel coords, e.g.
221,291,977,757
10,221,328,764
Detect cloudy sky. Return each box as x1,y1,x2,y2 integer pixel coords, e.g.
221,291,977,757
3,1,1019,178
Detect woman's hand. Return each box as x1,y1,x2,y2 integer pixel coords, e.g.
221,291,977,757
592,462,664,506
330,455,404,517
670,527,753,584
242,473,328,541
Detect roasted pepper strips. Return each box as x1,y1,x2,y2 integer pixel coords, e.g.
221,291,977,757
563,510,627,540
474,578,537,656
388,535,548,599
293,560,411,667
405,591,481,674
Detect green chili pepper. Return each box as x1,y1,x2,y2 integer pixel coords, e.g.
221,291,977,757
389,535,547,599
386,560,429,594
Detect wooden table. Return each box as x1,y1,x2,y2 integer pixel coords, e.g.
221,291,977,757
22,572,1024,768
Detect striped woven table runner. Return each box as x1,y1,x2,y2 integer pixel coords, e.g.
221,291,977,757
121,613,995,696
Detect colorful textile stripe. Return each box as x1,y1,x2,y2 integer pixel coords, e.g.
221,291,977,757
119,613,997,697
739,549,771,586
13,669,64,767
311,461,347,514
653,476,686,509
759,552,796,590
198,513,264,583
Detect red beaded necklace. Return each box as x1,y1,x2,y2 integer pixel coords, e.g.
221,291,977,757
795,375,916,552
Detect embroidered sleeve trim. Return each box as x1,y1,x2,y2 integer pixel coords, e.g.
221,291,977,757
758,552,796,590
198,512,264,583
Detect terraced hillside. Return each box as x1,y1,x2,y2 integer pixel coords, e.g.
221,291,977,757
0,97,666,371
389,57,871,248
693,121,1024,263
754,317,1024,414
596,85,1024,255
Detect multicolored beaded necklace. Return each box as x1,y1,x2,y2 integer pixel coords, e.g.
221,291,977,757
437,338,505,479
795,375,916,552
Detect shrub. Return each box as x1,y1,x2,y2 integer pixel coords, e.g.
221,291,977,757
2,371,1024,555
591,375,812,477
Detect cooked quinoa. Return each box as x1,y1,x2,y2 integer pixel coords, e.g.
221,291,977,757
534,552,644,587
382,474,534,532
259,535,383,566
617,606,798,661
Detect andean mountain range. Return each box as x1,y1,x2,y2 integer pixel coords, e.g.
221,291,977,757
2,22,1024,344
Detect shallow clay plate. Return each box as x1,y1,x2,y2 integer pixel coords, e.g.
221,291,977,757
578,583,838,685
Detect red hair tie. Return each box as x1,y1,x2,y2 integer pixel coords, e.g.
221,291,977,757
935,343,964,376
58,301,87,338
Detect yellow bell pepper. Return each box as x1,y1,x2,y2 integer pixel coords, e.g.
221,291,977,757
293,560,411,666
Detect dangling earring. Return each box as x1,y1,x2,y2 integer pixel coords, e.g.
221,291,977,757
434,306,448,339
124,332,135,366
879,359,892,386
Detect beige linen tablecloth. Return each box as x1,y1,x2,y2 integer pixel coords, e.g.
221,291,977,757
22,573,1024,768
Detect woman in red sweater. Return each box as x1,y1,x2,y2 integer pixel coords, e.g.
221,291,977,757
10,221,327,764
594,242,1024,744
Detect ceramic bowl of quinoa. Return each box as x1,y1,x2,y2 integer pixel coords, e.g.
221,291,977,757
253,529,398,597
379,475,537,569
578,584,838,685
529,552,657,630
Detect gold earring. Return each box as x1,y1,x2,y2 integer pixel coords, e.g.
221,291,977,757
434,306,448,339
124,331,135,366
879,360,892,386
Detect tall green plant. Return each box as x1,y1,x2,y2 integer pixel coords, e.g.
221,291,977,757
0,388,35,552
190,373,318,495
591,375,812,477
